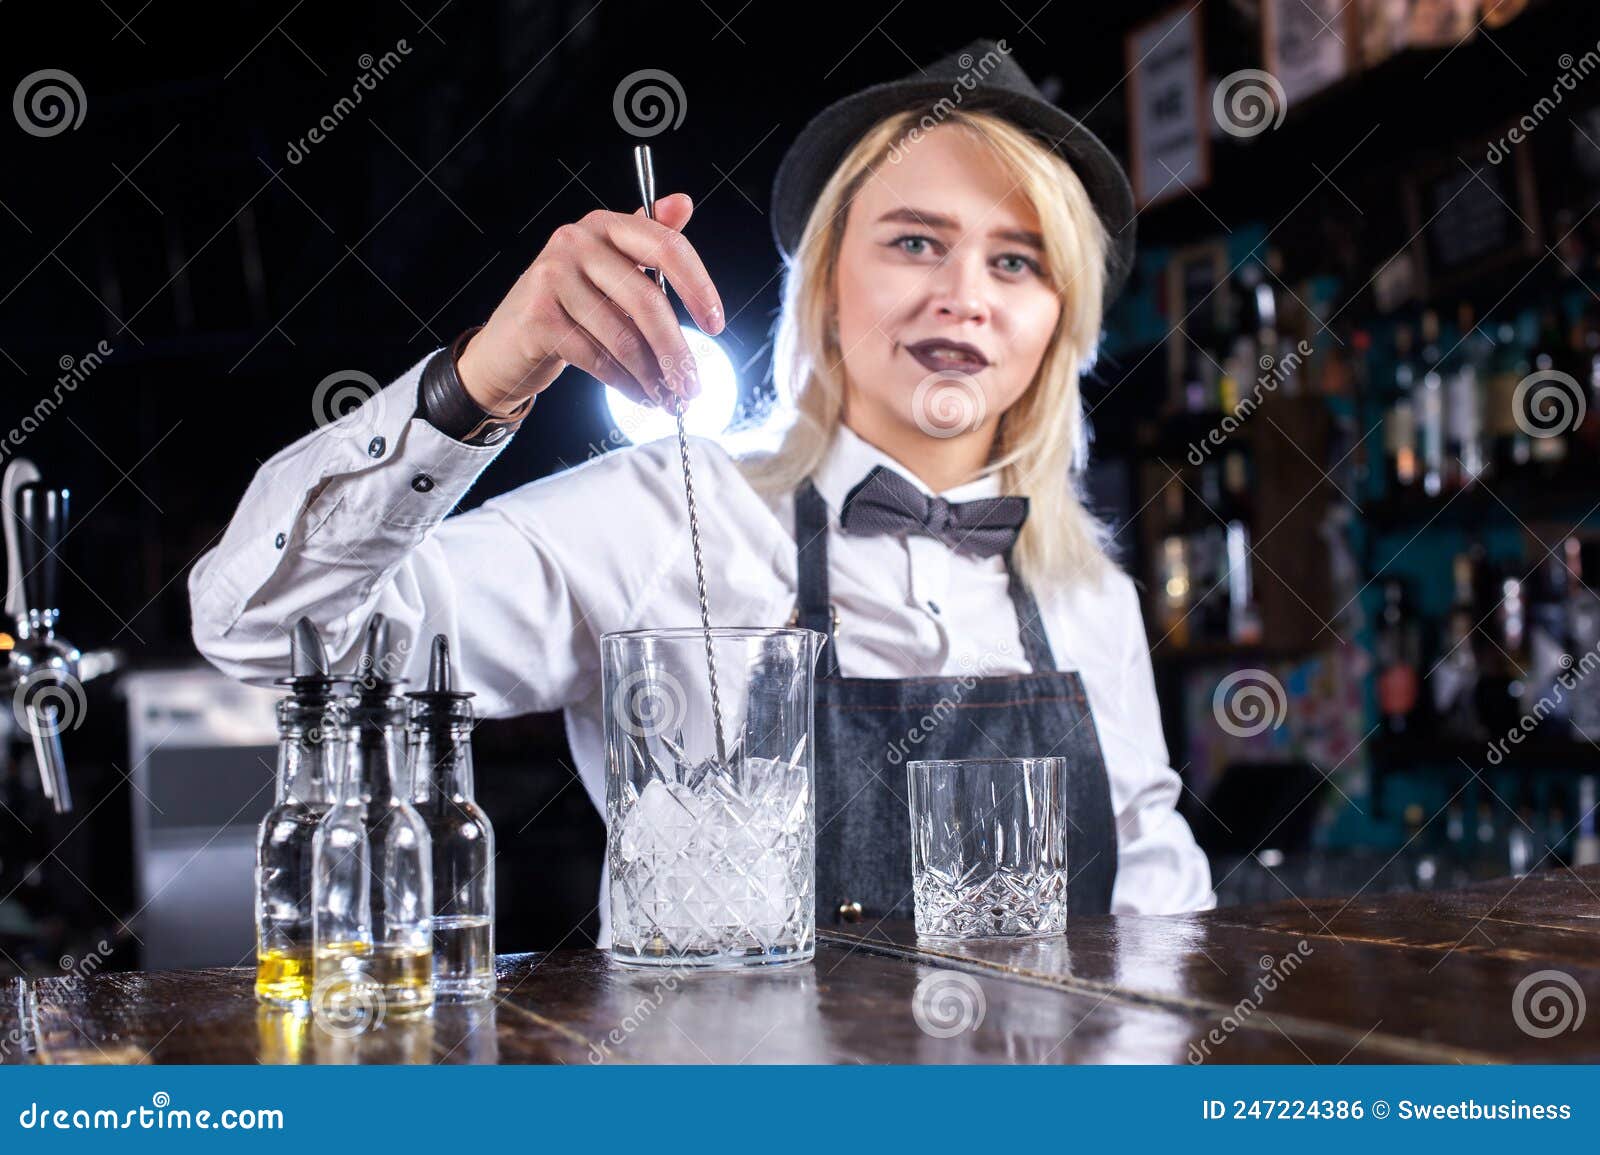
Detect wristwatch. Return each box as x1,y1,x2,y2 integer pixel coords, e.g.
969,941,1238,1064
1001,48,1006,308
417,325,534,446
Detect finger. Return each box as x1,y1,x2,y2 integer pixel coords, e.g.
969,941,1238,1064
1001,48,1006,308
546,302,658,407
556,272,672,404
582,240,701,399
638,192,694,232
603,211,724,336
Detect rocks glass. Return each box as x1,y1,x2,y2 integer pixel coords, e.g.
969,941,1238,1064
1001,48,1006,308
907,756,1069,939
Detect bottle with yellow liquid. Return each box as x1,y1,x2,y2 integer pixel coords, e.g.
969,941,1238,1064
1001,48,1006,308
255,617,340,1008
312,614,433,1022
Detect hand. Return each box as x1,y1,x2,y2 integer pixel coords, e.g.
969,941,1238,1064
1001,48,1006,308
455,192,724,415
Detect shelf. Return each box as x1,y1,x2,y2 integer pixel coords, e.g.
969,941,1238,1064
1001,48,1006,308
1370,732,1600,774
1363,476,1600,532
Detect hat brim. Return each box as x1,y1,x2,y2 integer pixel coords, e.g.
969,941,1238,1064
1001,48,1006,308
770,78,1137,309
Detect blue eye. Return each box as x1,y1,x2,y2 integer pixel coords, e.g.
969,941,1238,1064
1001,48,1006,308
890,234,938,257
995,253,1042,276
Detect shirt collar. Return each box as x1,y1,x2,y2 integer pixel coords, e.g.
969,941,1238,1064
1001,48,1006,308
811,424,1003,513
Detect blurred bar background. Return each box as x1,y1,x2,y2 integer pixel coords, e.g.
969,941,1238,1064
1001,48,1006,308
2,0,1599,976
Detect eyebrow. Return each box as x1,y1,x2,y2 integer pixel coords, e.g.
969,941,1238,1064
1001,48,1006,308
874,207,1044,251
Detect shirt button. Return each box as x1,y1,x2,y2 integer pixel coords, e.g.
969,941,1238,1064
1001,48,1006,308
410,473,435,493
367,435,386,458
274,532,286,549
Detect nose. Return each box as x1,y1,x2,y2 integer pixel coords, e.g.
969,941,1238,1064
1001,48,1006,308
926,250,991,326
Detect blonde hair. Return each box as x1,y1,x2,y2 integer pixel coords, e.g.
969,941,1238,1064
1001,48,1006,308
738,107,1115,590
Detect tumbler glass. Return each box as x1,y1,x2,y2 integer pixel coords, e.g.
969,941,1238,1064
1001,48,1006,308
603,627,824,969
907,757,1069,939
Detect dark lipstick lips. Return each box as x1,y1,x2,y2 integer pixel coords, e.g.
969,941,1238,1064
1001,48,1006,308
905,339,990,374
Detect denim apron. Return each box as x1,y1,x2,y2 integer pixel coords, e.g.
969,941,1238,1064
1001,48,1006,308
793,477,1119,925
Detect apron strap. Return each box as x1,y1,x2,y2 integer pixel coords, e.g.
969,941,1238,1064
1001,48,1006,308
794,477,1060,677
1006,550,1060,674
794,478,841,677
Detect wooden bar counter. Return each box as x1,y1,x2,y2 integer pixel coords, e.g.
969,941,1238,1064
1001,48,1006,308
6,865,1599,1064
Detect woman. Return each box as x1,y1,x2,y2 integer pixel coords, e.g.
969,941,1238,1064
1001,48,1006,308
190,39,1215,943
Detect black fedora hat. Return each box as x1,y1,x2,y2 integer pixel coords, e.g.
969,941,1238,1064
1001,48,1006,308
770,38,1136,309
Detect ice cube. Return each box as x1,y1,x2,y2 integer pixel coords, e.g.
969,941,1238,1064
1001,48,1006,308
618,778,703,860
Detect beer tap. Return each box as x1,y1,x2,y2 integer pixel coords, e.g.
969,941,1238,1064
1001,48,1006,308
2,459,83,813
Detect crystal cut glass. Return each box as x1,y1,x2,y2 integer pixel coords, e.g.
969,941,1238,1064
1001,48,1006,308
603,627,823,969
908,757,1069,939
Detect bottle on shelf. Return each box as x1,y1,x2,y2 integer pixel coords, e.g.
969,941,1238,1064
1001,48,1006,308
1157,480,1192,648
1528,307,1574,480
1507,788,1536,878
1193,460,1231,643
1574,776,1600,867
255,618,341,1009
1432,550,1484,741
1385,324,1420,493
1480,567,1530,737
407,634,497,1004
1523,551,1574,737
1486,320,1532,480
1221,449,1262,645
313,614,434,1017
1417,310,1447,497
1568,541,1600,737
1447,302,1489,488
1375,576,1422,733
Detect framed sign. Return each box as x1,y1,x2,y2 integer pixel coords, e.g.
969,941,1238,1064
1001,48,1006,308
1263,0,1357,106
1126,3,1210,209
1403,126,1542,298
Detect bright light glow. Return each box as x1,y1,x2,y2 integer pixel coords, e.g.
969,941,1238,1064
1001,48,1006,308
603,326,738,444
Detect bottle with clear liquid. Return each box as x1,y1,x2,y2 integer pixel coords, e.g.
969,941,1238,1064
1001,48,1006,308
408,635,496,1002
313,614,433,1015
255,617,341,1008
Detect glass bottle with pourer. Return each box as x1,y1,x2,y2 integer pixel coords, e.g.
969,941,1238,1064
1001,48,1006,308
408,634,496,1003
313,614,433,1021
255,617,341,1008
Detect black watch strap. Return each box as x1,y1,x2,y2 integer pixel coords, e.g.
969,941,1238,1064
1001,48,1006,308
417,325,533,446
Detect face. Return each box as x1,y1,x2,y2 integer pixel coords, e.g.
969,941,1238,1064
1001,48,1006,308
832,124,1063,448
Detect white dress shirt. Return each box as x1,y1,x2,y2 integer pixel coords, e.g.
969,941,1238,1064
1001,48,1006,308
190,352,1216,944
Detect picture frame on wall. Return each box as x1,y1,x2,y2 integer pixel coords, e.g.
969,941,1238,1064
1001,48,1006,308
1126,2,1211,209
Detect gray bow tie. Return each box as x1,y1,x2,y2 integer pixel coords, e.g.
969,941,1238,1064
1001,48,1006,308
837,465,1029,558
